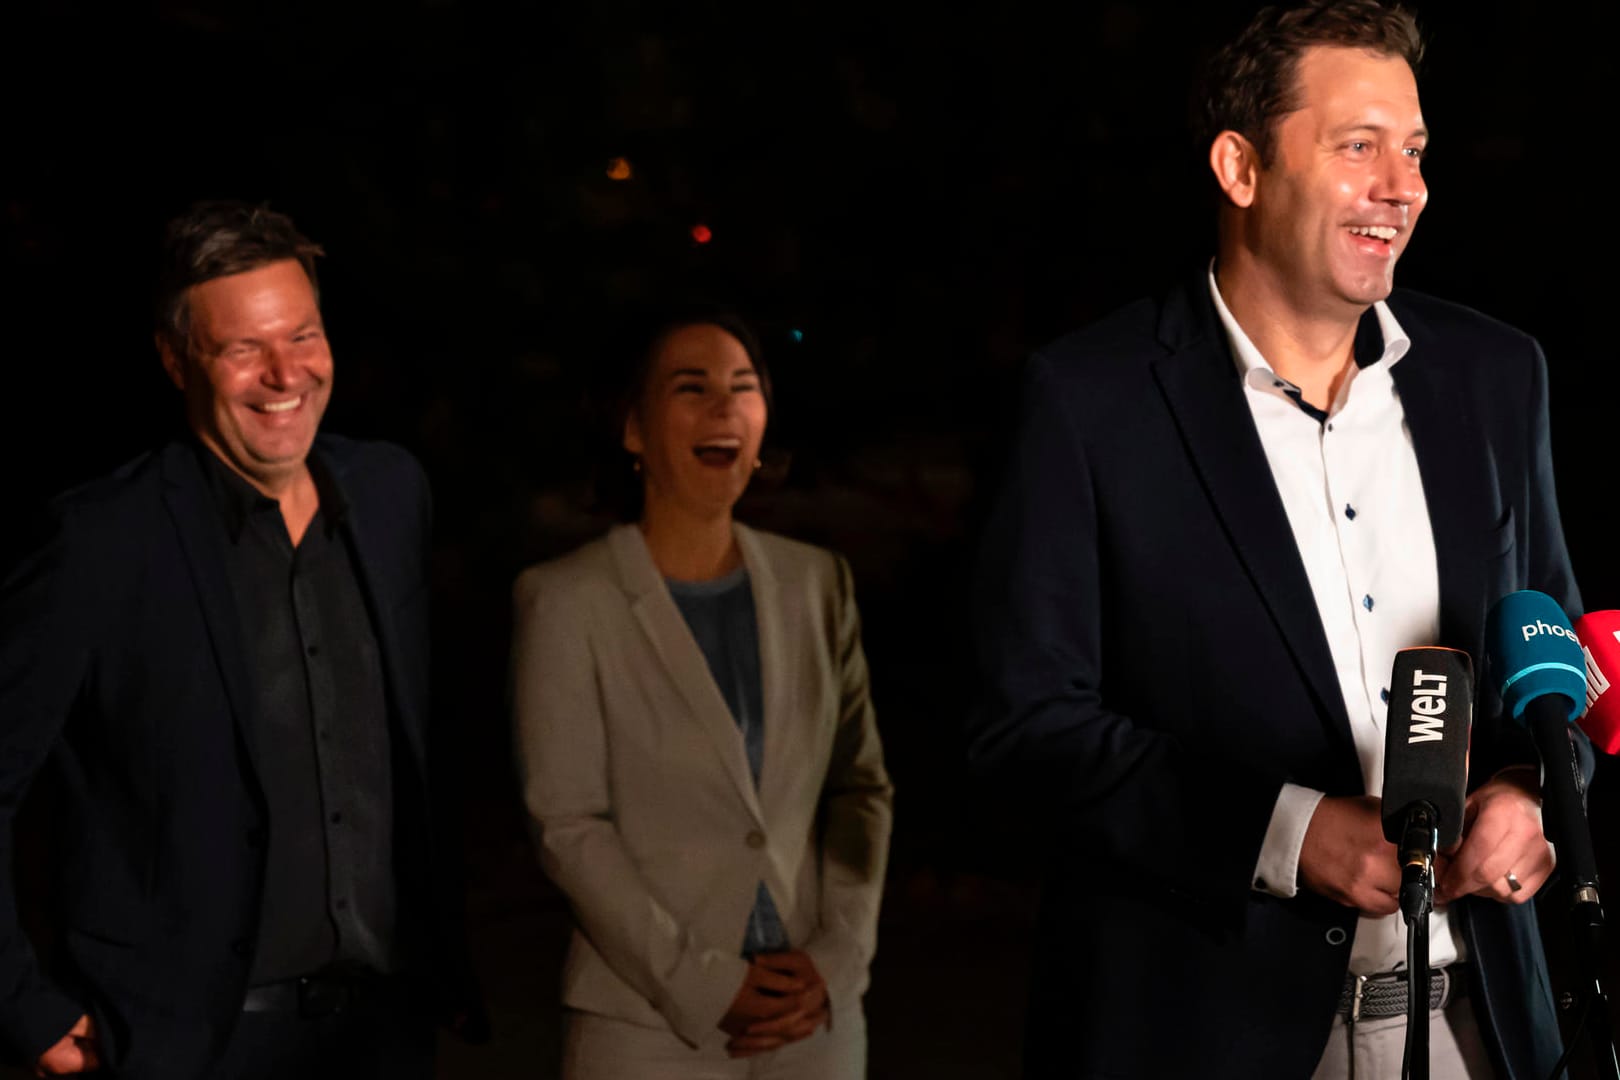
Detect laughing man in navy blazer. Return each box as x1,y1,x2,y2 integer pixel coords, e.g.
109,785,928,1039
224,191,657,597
971,4,1577,1077
0,203,479,1079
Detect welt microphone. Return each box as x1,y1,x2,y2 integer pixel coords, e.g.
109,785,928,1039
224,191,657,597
1484,590,1602,914
1574,610,1620,755
1381,647,1472,921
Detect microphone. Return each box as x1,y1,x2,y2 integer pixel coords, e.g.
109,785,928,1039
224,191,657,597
1574,610,1620,755
1489,592,1620,1080
1483,590,1600,910
1381,647,1473,921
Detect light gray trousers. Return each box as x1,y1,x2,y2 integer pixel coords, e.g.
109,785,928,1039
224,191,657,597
1311,994,1495,1080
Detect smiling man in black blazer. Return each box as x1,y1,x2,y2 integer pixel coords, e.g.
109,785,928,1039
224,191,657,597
0,202,478,1078
971,4,1576,1078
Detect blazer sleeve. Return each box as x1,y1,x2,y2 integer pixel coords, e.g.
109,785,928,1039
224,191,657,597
1471,338,1588,785
0,507,98,1062
800,554,893,1011
511,568,749,1047
1525,340,1580,618
1526,340,1596,791
967,352,1284,912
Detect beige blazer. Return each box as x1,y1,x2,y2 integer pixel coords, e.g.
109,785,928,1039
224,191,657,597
512,523,893,1046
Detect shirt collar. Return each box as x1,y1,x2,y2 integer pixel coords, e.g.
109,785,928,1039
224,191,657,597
1205,259,1411,390
194,440,346,543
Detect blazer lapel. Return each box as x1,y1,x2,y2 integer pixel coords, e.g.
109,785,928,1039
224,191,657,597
159,443,265,795
735,525,794,815
321,449,430,772
1390,335,1494,657
1150,280,1352,745
608,525,765,824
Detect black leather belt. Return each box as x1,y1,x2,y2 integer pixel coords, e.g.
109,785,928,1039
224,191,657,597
1338,965,1467,1020
241,974,375,1017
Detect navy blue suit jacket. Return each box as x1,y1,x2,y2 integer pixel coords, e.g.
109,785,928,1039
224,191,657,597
970,275,1579,1078
0,435,469,1078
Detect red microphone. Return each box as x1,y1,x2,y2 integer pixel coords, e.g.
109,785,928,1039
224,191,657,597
1573,611,1620,754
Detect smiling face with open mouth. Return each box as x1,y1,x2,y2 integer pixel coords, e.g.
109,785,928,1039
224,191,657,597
1249,45,1429,316
624,322,767,522
162,259,334,495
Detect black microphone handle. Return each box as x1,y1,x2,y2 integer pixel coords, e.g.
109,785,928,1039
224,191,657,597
1523,697,1620,1080
1398,802,1437,923
1524,694,1603,910
1522,693,1613,1080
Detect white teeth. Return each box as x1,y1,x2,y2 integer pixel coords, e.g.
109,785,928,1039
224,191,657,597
1349,225,1398,241
260,397,301,413
696,437,742,449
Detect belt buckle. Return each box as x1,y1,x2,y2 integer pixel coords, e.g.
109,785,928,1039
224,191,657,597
297,976,351,1018
1349,974,1368,1024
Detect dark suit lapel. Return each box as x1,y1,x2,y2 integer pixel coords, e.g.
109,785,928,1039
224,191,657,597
321,447,430,772
1150,280,1352,744
1390,333,1494,658
159,443,264,790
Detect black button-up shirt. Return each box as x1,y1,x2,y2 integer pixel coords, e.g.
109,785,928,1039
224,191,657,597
198,445,398,982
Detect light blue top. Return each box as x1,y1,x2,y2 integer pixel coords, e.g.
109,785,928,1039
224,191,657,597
667,567,789,956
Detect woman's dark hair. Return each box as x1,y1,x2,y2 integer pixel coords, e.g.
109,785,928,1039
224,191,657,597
592,302,775,522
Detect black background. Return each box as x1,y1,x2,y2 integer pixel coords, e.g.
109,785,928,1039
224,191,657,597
4,1,1614,1075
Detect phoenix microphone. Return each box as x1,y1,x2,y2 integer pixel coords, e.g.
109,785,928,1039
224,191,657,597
1381,647,1472,921
1574,610,1620,755
1484,590,1600,909
1489,592,1620,1078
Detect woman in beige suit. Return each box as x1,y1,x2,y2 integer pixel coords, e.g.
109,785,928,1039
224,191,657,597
512,310,893,1078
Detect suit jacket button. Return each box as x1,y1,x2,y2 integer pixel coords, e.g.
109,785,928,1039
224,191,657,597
1325,927,1348,946
745,830,766,849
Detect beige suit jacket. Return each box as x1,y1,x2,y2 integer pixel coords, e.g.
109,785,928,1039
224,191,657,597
512,523,893,1046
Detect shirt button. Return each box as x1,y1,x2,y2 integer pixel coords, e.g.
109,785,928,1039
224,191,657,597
745,830,766,850
307,644,320,657
1344,504,1357,520
329,811,343,825
1363,595,1374,611
1380,688,1389,704
1326,927,1348,946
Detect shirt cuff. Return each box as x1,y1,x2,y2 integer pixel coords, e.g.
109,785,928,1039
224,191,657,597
1252,783,1325,898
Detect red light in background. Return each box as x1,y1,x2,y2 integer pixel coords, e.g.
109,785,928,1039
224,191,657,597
691,223,712,244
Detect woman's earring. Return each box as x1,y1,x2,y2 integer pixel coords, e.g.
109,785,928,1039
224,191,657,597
753,458,762,471
632,458,642,473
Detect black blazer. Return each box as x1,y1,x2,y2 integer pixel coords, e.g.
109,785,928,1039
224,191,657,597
969,275,1579,1079
0,435,466,1079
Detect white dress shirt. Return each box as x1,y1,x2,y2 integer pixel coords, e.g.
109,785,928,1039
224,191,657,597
1208,266,1461,974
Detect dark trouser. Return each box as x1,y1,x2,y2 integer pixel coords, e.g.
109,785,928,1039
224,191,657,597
208,976,434,1080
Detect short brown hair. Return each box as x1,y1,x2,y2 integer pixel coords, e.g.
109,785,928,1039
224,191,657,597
1195,1,1423,167
154,201,325,356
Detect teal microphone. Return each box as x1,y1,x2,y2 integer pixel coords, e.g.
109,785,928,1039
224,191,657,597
1485,588,1587,723
1483,589,1601,916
